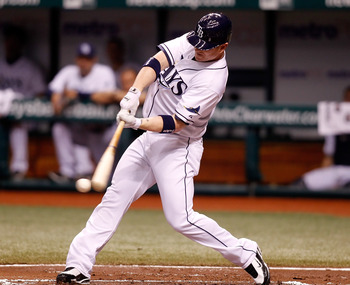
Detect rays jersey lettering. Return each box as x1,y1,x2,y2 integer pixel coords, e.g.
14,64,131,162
159,65,188,96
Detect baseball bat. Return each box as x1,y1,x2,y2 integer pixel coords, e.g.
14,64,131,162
91,121,125,192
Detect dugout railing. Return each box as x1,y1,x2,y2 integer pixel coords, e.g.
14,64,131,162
1,98,349,198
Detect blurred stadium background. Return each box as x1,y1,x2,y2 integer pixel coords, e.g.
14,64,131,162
1,0,350,197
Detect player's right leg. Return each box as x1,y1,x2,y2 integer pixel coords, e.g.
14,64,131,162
56,133,156,283
56,267,90,284
9,123,28,180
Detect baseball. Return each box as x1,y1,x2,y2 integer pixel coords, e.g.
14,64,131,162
75,178,92,193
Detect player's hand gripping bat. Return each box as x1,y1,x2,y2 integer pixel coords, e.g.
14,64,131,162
91,121,125,192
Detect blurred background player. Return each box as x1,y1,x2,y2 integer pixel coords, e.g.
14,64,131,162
293,86,350,191
92,65,146,105
0,24,46,181
48,42,116,183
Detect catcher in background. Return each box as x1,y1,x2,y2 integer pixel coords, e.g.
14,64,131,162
293,86,350,191
56,13,270,285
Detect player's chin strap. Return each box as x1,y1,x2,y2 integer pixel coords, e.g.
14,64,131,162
160,115,175,133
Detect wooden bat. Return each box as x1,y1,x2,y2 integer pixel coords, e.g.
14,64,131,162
91,121,125,192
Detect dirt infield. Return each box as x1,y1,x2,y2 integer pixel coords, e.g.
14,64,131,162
1,264,350,285
1,190,350,284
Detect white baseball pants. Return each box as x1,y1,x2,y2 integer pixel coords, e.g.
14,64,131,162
66,132,258,278
303,165,350,190
52,123,94,178
9,123,28,174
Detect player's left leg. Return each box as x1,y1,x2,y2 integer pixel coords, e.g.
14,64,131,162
151,134,269,284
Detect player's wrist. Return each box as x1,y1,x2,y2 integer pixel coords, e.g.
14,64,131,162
160,115,175,133
133,118,142,130
128,87,141,98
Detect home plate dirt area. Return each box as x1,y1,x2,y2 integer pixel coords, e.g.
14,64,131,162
1,191,350,284
1,264,350,284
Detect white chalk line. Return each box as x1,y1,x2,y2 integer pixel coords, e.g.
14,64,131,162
0,264,350,271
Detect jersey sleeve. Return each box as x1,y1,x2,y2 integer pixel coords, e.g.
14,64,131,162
158,33,193,66
175,87,222,126
101,66,117,91
49,66,74,93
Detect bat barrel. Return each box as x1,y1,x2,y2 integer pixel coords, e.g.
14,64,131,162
91,121,125,192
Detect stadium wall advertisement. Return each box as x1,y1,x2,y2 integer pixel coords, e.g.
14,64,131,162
0,8,349,113
6,99,317,127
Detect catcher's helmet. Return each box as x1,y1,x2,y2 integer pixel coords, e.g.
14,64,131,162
187,13,232,50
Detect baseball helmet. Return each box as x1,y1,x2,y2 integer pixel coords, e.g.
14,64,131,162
187,13,232,50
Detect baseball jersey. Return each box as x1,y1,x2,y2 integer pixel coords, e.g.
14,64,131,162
0,56,46,98
49,63,116,94
143,33,228,139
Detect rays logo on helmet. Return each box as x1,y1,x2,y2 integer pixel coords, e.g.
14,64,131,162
185,105,200,114
197,25,204,38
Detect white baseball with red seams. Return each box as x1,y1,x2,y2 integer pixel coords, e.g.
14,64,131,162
75,178,91,193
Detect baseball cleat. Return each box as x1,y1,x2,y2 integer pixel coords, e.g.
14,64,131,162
48,171,74,184
244,247,270,285
56,267,90,284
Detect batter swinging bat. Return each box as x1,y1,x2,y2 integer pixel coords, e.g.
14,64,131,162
91,121,125,192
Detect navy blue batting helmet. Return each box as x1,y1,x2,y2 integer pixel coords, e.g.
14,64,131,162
187,13,232,50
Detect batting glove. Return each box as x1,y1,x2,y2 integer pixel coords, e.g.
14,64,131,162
117,109,142,130
120,87,141,116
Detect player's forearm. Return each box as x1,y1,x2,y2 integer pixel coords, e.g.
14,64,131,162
138,115,186,133
139,116,164,132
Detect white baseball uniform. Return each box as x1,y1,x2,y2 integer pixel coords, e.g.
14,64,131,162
49,63,116,178
303,134,350,190
65,33,258,277
0,56,46,174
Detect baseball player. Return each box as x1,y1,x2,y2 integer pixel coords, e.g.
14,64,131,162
48,42,117,183
0,24,46,180
295,86,350,190
56,13,270,285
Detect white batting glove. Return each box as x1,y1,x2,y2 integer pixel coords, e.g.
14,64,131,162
117,109,142,130
120,87,141,116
